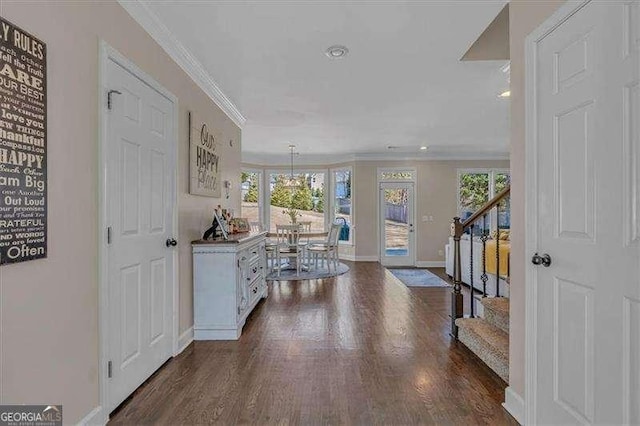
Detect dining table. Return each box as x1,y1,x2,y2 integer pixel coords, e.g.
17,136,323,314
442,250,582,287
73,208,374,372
266,231,328,239
267,230,329,271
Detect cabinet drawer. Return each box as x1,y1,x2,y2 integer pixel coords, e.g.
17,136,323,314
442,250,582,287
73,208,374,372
245,257,262,284
249,277,262,301
238,242,263,266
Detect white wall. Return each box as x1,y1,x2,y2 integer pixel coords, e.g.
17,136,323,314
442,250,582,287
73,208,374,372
0,1,241,422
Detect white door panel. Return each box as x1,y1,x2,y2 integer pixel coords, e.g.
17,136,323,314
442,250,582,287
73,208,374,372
106,58,175,412
530,1,640,424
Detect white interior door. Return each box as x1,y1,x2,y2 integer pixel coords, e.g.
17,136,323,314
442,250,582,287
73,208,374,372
106,58,176,412
528,1,639,424
379,182,415,266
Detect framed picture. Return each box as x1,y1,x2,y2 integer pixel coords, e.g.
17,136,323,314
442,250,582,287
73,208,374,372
230,218,250,233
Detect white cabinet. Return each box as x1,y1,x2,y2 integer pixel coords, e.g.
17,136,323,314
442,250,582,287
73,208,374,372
192,232,268,340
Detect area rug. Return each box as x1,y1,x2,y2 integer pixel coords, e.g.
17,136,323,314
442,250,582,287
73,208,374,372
266,262,349,281
387,268,450,288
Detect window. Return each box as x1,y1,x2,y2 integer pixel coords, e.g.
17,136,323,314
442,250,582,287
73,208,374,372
332,168,352,243
241,170,262,225
495,172,511,229
379,169,415,181
458,169,511,229
458,172,490,220
268,171,326,233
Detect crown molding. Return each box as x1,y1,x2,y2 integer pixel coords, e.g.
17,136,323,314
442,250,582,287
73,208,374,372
242,150,509,166
353,152,509,162
117,0,246,128
242,152,356,166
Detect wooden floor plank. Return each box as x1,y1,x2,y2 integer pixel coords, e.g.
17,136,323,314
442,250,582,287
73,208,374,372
109,263,517,425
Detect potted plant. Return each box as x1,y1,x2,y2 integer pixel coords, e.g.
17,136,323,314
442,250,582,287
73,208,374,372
283,205,301,224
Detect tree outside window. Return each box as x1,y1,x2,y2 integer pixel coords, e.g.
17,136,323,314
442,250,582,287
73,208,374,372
459,173,490,220
269,173,325,232
241,171,261,224
458,170,510,231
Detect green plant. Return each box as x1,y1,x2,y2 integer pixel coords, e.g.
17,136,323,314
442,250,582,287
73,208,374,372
282,205,301,223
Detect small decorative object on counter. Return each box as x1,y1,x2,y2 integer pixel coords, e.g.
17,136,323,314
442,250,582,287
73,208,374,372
229,218,250,233
203,208,229,240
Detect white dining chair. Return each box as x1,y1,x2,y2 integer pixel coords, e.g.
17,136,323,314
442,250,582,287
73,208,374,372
307,223,342,273
251,222,278,272
275,224,306,276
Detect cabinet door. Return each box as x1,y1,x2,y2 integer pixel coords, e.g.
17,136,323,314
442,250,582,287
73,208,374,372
236,253,249,318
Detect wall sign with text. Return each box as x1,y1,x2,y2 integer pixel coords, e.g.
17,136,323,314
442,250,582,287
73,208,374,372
189,112,222,198
0,17,47,265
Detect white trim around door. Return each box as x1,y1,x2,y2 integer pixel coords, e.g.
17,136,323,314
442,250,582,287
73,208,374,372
98,41,180,422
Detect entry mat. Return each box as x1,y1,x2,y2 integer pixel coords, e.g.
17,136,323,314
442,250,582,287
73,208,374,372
387,268,451,288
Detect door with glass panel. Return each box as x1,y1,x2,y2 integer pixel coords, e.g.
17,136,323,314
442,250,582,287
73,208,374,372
379,182,415,266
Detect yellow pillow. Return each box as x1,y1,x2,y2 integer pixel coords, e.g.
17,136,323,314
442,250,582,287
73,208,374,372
490,230,510,240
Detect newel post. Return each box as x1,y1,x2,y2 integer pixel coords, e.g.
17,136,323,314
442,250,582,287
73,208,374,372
451,217,464,338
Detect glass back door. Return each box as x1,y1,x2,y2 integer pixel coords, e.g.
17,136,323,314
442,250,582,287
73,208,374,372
379,182,415,266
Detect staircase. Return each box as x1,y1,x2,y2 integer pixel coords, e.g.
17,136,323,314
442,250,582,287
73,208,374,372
449,185,511,383
455,296,509,382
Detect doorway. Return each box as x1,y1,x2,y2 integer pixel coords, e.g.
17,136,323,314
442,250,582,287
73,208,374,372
99,43,178,416
379,182,415,267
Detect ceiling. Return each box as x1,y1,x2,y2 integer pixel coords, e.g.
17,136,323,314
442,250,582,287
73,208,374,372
142,0,510,164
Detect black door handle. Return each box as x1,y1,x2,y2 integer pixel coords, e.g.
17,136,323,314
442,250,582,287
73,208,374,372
166,238,178,247
532,253,552,267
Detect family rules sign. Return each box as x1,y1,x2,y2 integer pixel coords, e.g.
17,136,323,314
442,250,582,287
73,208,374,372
0,17,47,265
189,112,221,198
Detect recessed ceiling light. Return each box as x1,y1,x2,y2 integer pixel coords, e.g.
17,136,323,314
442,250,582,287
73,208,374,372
420,146,428,150
325,45,349,59
499,90,511,98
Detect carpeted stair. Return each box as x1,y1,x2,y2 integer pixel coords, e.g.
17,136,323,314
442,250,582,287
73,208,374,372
481,297,509,333
455,297,509,382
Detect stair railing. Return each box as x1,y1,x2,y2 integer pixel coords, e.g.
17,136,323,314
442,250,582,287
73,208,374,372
450,186,510,338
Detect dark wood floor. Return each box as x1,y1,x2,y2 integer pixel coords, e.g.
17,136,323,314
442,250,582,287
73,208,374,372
110,263,516,425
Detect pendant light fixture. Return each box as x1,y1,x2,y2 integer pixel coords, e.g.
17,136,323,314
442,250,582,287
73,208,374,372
284,144,298,191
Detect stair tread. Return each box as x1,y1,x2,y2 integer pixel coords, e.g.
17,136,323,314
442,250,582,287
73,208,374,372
455,318,509,360
480,297,509,316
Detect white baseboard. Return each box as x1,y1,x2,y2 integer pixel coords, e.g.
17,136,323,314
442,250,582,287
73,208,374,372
416,261,445,268
194,327,241,340
176,326,194,354
355,256,379,262
77,406,106,426
340,254,379,262
502,386,524,425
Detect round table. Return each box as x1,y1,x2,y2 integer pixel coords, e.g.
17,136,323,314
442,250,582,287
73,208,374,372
267,231,328,271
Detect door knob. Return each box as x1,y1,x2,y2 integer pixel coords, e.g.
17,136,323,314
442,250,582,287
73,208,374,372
531,253,551,267
166,238,178,247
